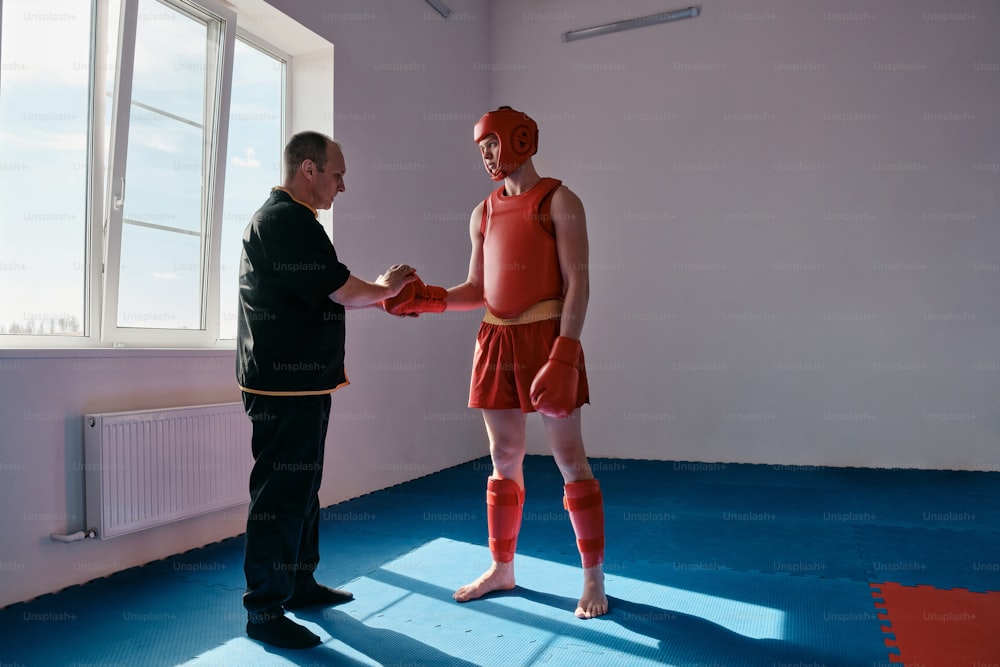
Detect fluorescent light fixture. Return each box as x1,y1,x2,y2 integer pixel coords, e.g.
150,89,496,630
561,6,700,42
424,0,453,19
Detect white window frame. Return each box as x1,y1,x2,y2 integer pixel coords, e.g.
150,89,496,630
0,0,332,350
101,0,236,347
214,29,289,341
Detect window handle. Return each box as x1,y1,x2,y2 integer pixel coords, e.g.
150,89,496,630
113,177,125,210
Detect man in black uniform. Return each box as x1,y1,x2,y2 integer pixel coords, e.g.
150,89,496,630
237,131,415,649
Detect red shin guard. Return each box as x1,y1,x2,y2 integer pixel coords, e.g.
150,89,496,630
486,477,524,563
564,479,605,568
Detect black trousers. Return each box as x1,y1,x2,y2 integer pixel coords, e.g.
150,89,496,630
241,392,331,617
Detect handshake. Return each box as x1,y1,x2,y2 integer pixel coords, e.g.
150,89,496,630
381,275,448,316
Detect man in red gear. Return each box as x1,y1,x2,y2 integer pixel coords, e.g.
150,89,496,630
383,106,608,619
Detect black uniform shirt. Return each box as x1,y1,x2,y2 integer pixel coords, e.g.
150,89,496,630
236,188,352,394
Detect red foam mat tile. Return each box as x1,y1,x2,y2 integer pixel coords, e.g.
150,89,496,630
871,582,1000,667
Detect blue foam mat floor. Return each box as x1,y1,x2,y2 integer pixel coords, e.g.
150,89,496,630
1,455,998,666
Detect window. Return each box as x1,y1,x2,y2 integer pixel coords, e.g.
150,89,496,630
0,0,91,336
218,37,286,340
0,0,288,346
102,0,235,345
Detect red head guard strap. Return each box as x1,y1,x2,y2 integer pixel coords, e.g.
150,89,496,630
474,106,538,181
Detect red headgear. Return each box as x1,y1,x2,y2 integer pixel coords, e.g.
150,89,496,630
474,106,538,181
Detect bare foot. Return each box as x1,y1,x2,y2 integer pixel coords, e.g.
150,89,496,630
575,565,608,619
453,561,515,602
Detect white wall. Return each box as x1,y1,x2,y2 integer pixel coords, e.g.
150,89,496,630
3,0,998,609
0,0,492,609
488,0,1000,471
0,351,247,608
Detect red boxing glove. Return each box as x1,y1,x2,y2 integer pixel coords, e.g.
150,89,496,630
529,336,581,418
381,276,447,316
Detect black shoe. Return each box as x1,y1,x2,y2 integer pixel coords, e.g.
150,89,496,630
284,583,354,609
246,615,321,649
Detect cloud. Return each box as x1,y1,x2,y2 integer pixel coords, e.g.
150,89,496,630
1,0,90,86
232,147,260,168
0,129,86,152
131,131,180,154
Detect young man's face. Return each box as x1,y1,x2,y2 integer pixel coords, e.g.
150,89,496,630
478,134,500,178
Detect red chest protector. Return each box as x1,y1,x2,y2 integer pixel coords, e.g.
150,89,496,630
481,178,564,319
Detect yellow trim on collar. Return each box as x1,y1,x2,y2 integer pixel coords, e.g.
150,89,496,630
273,186,318,218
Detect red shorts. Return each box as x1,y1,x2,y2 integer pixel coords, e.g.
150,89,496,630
468,302,590,413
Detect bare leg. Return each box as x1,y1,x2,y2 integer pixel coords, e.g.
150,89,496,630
453,408,526,603
542,411,609,619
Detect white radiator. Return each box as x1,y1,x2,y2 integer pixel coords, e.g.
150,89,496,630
83,402,252,539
